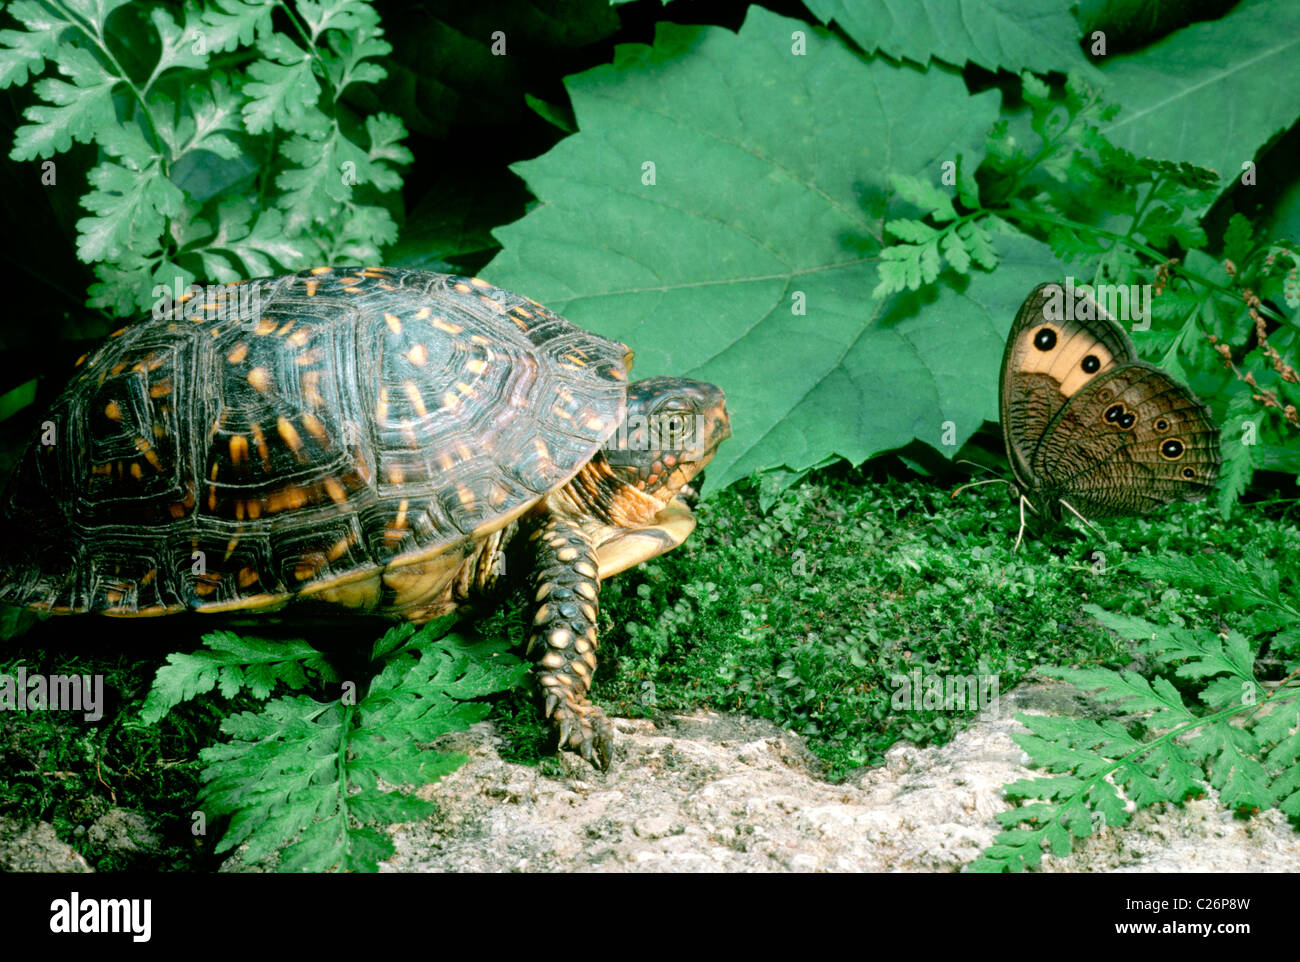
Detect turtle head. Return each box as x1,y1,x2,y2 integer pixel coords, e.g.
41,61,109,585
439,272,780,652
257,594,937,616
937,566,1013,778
601,376,730,505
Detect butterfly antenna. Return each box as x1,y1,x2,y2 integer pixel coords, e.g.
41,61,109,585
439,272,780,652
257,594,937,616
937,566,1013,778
951,477,1014,499
955,459,998,477
1058,498,1107,541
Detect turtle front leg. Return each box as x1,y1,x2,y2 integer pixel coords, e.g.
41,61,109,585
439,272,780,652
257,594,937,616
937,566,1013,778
527,514,612,770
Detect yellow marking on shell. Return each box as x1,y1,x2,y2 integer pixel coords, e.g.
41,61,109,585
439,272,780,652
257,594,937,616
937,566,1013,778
438,452,454,472
336,275,363,286
149,379,173,399
310,266,333,275
387,464,405,485
363,268,388,278
327,536,350,561
385,313,402,334
454,483,474,506
456,381,477,399
323,477,347,504
433,318,463,335
584,416,605,431
110,327,128,338
408,344,428,366
248,367,272,393
540,651,565,669
129,462,143,480
225,537,239,559
301,413,328,442
296,347,325,366
385,499,410,545
454,440,472,462
470,277,491,288
230,435,248,467
105,401,122,421
454,282,472,293
255,318,277,335
414,307,432,319
111,363,127,375
442,391,460,412
303,371,325,407
246,499,262,519
552,405,572,420
250,423,270,468
238,567,260,588
470,334,491,345
305,279,318,297
574,561,597,579
466,358,487,375
478,296,503,312
300,571,382,609
277,321,295,336
207,485,217,511
136,438,162,471
277,416,303,453
196,593,291,614
400,422,418,447
289,329,310,347
267,486,310,513
344,286,362,294
533,438,551,463
512,307,533,319
376,387,389,421
93,463,112,476
404,381,428,417
210,462,220,481
75,353,89,367
227,343,249,364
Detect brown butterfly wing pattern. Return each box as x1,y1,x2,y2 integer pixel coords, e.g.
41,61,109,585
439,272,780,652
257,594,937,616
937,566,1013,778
1030,361,1221,517
999,282,1139,496
998,282,1220,530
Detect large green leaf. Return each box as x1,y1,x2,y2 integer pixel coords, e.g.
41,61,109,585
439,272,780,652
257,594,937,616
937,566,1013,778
487,8,1062,486
805,0,1091,73
1098,0,1300,185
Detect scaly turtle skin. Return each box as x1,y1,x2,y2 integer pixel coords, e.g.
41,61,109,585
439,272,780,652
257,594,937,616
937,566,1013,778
0,267,730,768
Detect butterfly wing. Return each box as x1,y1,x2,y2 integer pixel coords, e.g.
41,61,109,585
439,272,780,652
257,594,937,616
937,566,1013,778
1030,361,1221,517
999,283,1140,495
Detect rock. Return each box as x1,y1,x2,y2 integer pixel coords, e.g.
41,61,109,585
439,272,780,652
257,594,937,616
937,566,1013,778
86,809,162,855
0,818,92,873
372,678,1300,873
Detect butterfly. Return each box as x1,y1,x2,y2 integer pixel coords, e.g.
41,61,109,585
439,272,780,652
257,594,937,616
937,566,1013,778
968,282,1221,549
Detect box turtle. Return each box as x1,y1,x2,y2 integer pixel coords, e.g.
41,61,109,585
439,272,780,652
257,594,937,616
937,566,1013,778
0,267,730,769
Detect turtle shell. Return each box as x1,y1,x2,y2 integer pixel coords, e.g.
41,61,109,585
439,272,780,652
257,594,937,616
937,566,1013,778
0,268,630,617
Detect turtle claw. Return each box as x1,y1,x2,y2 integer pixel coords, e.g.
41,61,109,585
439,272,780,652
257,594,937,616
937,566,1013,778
549,698,614,771
544,693,559,719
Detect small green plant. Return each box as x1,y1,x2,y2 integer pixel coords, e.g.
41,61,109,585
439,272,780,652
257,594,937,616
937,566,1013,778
971,550,1300,873
0,0,411,318
144,617,526,872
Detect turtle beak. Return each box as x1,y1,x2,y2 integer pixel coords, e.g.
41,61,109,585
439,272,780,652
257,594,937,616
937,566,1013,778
678,470,705,509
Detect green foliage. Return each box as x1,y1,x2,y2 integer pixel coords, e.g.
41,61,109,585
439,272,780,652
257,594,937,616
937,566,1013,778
970,592,1300,872
146,618,526,872
0,0,411,315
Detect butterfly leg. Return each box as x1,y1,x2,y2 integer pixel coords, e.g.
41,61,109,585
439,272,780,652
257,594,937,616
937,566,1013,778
1058,498,1106,542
